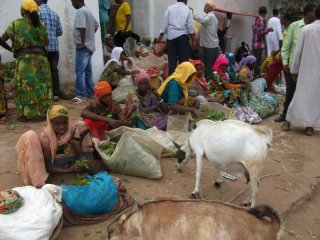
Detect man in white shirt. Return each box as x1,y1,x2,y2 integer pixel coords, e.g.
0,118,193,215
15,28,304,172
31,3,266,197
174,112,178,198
193,1,219,81
159,0,195,74
266,9,283,56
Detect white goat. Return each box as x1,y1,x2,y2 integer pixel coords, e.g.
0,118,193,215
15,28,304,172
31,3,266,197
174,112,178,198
176,119,272,207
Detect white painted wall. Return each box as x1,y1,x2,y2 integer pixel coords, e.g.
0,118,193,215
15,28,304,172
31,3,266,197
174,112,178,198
0,0,104,88
132,0,274,53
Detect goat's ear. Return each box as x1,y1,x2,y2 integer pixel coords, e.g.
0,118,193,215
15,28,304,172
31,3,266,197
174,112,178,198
172,140,182,149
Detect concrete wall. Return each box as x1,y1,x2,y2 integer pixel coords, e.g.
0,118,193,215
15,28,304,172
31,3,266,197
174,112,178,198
132,0,274,53
0,0,104,87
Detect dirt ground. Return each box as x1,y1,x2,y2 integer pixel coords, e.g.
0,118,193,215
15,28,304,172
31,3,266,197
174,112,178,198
0,99,320,240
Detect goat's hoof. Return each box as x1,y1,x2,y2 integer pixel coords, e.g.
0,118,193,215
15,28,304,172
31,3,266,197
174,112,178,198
242,200,252,207
214,182,222,188
189,192,201,199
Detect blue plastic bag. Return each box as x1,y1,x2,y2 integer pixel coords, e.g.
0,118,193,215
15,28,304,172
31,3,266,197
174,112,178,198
62,172,118,215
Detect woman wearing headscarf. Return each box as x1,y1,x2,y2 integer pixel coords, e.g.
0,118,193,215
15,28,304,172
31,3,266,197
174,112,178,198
99,47,140,89
126,72,169,130
81,81,128,140
225,52,237,83
237,55,257,82
0,0,52,121
211,55,247,108
157,62,203,117
15,105,95,187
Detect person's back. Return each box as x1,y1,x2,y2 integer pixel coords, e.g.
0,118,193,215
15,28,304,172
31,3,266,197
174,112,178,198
165,2,193,39
116,1,132,31
38,3,62,52
266,10,282,56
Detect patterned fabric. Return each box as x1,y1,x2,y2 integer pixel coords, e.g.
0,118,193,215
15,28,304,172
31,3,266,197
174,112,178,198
211,72,242,108
127,90,168,130
0,190,24,215
252,16,267,50
5,18,52,119
39,4,63,52
100,61,124,88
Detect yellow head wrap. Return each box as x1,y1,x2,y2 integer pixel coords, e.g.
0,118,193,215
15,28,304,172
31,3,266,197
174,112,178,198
22,0,40,13
158,62,196,99
48,105,69,120
207,1,216,10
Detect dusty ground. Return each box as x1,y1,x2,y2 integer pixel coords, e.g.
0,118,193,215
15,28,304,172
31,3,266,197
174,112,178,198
0,99,320,240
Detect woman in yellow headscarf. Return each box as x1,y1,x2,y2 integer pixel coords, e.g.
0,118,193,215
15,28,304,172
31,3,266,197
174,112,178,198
158,62,202,117
15,105,96,187
0,0,52,122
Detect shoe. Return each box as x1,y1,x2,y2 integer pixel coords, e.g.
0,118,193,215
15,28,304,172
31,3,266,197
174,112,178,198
281,121,290,132
70,96,87,104
53,96,59,102
274,115,285,123
305,127,314,136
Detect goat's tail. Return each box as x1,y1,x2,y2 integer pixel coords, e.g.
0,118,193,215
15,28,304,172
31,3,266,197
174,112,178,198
248,205,282,229
252,125,273,147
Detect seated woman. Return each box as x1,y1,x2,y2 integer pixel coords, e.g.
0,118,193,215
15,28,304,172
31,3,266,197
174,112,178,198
81,81,129,140
15,105,95,187
211,55,247,108
100,47,140,89
237,55,278,118
127,72,169,130
157,62,202,117
225,52,237,84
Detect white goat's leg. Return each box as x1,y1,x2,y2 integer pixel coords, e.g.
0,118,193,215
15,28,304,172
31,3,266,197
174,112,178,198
190,152,204,199
244,172,259,207
214,165,223,188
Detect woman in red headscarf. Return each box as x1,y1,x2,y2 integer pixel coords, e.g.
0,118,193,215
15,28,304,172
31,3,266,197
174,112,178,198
81,81,129,140
211,55,247,108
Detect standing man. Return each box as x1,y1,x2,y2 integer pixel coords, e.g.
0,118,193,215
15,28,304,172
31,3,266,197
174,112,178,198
70,0,99,104
266,9,283,56
284,5,320,136
223,12,233,53
35,0,63,102
192,1,219,81
98,0,110,42
159,0,195,75
114,0,140,56
252,6,273,76
275,3,316,124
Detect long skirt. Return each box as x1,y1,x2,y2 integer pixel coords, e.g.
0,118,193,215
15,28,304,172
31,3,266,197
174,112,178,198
15,54,52,119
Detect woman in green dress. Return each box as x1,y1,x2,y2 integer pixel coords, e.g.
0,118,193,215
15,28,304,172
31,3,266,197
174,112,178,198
0,0,52,121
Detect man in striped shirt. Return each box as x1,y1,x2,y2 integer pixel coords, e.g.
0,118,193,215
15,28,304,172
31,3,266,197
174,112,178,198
159,0,195,74
36,0,63,101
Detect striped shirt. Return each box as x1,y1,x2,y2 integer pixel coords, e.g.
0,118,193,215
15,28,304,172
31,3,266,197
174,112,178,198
39,4,63,52
160,2,194,40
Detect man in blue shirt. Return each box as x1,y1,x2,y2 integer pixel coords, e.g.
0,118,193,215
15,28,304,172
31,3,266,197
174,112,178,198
35,0,63,101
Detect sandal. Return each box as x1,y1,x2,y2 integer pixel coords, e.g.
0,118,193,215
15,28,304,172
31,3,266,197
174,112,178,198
70,97,87,104
305,127,314,136
281,121,290,132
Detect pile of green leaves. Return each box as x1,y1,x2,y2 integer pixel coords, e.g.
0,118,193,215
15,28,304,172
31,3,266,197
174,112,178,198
100,140,118,157
72,174,90,186
202,109,226,121
75,159,90,170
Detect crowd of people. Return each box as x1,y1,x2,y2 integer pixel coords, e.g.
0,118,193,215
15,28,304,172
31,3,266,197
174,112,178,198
0,0,319,186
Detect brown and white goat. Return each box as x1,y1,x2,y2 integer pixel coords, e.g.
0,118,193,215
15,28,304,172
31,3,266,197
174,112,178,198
175,119,272,206
108,200,283,240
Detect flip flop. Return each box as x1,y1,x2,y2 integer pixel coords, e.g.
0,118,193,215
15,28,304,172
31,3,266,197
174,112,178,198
281,121,290,132
70,97,87,104
305,127,314,136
